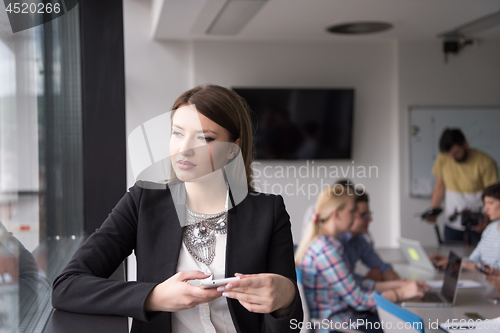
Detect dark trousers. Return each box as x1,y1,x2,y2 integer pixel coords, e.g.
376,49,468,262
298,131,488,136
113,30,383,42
444,225,481,244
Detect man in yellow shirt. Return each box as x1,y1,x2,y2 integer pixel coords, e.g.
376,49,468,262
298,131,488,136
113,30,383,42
428,129,498,243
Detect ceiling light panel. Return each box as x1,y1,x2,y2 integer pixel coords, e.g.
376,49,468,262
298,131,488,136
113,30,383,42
206,0,268,35
191,0,227,34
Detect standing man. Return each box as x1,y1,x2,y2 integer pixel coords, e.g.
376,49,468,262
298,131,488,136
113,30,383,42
427,129,498,243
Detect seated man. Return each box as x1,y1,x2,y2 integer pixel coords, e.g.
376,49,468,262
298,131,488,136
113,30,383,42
339,191,400,282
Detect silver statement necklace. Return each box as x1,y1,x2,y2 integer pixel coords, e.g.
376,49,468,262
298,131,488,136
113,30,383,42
183,207,228,265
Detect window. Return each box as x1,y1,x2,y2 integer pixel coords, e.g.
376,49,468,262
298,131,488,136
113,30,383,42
0,5,83,331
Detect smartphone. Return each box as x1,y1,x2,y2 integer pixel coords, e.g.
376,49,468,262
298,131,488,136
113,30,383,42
199,277,240,289
476,264,490,275
465,312,485,320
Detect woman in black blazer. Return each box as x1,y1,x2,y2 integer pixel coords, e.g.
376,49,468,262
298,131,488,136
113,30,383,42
52,85,303,333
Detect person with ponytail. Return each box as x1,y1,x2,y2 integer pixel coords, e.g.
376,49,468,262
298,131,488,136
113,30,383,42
296,184,429,332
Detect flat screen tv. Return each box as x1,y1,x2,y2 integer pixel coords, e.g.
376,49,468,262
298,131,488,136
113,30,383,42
232,88,354,160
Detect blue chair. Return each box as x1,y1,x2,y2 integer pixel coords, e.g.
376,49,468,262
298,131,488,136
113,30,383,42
374,292,425,333
296,268,359,333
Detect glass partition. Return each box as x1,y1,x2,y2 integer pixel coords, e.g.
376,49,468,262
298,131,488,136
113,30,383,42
0,4,83,332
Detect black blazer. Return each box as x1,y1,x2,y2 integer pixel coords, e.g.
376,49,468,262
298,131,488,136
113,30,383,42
52,182,303,332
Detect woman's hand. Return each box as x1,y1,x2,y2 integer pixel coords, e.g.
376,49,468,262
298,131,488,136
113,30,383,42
397,280,430,300
461,261,481,272
218,273,296,317
144,271,223,312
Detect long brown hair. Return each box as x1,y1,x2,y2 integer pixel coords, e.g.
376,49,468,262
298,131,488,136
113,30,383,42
171,85,254,191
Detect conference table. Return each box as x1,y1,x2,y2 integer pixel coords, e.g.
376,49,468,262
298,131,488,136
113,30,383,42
43,263,129,333
43,310,128,333
374,245,500,333
43,244,500,333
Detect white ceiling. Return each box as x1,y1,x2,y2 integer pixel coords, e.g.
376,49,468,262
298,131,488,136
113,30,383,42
153,0,500,42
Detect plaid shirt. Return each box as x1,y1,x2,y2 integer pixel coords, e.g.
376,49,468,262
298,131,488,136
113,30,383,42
299,235,376,326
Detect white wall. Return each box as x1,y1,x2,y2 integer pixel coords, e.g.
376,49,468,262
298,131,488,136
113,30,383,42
398,40,500,245
192,40,400,246
124,0,192,188
124,0,401,248
125,2,500,250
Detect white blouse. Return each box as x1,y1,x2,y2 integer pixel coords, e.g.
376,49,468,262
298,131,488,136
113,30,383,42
172,195,237,333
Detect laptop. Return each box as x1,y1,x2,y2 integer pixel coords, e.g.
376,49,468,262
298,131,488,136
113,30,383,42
399,237,439,273
401,250,462,308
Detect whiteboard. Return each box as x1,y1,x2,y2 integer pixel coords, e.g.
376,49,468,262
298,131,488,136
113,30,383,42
409,106,500,198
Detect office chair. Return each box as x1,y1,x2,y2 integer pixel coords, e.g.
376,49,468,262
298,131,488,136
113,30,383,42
296,268,359,333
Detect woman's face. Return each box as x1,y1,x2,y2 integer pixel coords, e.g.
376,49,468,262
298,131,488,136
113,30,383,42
336,197,356,234
483,196,500,221
169,105,239,182
322,197,355,237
